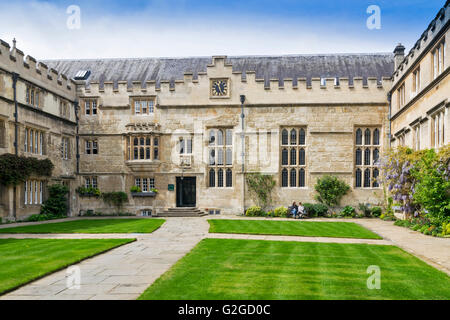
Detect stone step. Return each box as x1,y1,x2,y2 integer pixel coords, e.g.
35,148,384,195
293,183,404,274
157,207,208,217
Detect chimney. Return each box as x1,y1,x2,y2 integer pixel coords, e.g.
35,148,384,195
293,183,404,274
393,43,405,70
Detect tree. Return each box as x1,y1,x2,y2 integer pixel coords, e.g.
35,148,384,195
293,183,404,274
314,175,350,207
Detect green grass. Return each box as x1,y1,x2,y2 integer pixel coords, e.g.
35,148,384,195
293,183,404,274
0,219,165,234
0,238,135,295
208,219,382,239
139,239,450,300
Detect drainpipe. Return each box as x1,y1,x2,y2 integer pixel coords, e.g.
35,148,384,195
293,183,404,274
388,92,392,149
75,101,80,174
240,95,246,215
12,72,19,220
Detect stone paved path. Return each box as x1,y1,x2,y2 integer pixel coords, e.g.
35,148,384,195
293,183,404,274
1,217,209,300
1,216,449,300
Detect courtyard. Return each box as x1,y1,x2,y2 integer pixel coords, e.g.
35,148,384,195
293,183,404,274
0,216,448,300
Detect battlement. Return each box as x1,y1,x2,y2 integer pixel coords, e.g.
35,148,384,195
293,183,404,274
78,55,392,107
0,38,76,100
393,1,449,84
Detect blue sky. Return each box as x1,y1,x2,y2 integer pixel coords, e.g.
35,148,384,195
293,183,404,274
0,0,446,59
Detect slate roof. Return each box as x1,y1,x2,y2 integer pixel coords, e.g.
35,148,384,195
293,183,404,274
44,53,394,87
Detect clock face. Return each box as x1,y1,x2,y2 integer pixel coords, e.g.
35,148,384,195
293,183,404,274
211,79,229,97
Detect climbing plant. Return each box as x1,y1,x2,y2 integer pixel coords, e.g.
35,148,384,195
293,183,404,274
245,173,276,211
0,154,53,186
102,192,128,215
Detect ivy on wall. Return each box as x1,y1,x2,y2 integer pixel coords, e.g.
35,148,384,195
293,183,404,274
0,153,54,186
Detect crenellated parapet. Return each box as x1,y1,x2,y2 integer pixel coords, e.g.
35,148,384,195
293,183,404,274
0,39,76,101
77,55,392,107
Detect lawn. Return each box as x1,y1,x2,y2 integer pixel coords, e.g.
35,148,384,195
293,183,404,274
208,219,382,239
0,238,135,295
139,239,450,300
0,219,165,234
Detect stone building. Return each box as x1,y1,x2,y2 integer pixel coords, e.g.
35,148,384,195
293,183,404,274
0,1,448,220
390,2,449,150
0,39,78,219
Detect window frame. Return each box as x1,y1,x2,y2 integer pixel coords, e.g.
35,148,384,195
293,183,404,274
355,127,381,189
208,128,233,188
280,127,307,188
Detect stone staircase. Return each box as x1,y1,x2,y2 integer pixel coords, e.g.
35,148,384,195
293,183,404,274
156,207,208,217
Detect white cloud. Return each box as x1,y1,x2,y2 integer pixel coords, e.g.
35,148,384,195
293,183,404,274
0,0,399,60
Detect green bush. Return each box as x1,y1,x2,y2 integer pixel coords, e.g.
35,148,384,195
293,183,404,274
130,186,141,193
76,186,101,197
303,203,316,217
358,203,372,217
40,184,69,217
340,206,356,218
245,206,265,217
273,206,288,218
314,175,350,207
313,203,329,217
371,206,382,217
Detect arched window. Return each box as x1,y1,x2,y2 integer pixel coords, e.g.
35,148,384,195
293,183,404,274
364,129,371,145
373,168,379,188
140,137,145,146
226,169,232,187
140,147,145,159
217,169,224,187
290,169,297,187
364,148,371,165
299,168,305,187
290,148,297,165
217,129,224,146
226,129,233,146
154,137,158,146
299,148,305,165
356,169,362,188
282,149,288,165
290,129,297,145
134,137,139,146
209,130,216,145
282,129,289,145
356,129,362,145
373,148,379,164
226,148,232,165
146,138,151,146
217,148,224,165
299,128,306,145
364,169,371,188
356,148,362,166
209,169,215,187
373,128,380,145
281,169,288,187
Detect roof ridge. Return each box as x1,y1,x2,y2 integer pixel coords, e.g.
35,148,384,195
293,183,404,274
42,52,393,63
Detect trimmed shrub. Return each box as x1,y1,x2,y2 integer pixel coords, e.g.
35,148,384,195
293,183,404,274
273,206,288,218
245,206,265,217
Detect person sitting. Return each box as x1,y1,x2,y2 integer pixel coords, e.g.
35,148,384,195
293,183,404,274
297,202,307,219
289,202,298,219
